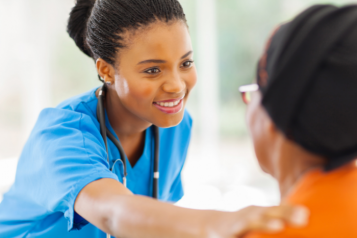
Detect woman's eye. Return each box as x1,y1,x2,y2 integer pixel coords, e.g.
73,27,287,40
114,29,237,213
145,68,161,74
182,60,194,68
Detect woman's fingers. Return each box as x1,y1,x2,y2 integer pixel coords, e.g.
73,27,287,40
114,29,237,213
232,205,309,236
248,218,285,233
262,205,310,227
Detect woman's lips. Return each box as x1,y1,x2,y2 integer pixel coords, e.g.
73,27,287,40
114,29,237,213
153,96,185,114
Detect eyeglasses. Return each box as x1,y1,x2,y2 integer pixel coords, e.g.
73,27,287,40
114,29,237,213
238,84,259,104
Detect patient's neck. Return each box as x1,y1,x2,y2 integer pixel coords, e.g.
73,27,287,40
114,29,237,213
271,137,325,199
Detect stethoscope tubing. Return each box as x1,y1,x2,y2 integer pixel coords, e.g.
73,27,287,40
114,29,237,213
153,126,159,199
96,84,159,196
97,84,159,238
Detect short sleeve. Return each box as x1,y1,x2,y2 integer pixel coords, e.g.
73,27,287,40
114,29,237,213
18,108,118,231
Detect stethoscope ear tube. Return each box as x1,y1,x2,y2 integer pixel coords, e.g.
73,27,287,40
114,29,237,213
97,85,109,164
153,126,159,199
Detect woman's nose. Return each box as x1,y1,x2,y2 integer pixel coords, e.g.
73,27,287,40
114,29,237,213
162,73,186,94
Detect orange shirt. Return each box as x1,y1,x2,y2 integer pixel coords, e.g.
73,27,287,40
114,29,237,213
245,162,357,238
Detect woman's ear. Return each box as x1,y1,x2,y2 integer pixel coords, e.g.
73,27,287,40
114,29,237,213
96,58,115,84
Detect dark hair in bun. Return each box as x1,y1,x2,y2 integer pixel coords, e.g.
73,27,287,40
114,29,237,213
67,0,96,58
67,0,186,80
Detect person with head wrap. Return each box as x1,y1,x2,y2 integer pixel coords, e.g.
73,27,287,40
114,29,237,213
240,4,357,238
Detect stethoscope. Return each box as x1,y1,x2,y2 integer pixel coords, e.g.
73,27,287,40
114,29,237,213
96,83,160,197
97,84,160,238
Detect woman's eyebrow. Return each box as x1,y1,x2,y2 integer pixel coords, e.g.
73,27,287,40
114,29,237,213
181,50,193,59
137,51,193,65
138,59,166,65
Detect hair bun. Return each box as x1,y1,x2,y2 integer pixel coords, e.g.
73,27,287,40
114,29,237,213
67,0,96,57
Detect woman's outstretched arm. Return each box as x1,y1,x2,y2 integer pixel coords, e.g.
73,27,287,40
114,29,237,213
75,178,308,238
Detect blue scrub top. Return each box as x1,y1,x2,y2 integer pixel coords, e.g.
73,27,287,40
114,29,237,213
0,88,192,238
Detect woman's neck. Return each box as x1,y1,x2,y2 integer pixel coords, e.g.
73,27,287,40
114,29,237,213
271,138,325,199
97,87,152,167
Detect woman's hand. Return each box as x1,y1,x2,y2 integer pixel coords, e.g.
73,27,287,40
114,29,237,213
204,205,309,238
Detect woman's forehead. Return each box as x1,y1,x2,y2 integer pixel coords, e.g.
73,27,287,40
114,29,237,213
118,21,192,60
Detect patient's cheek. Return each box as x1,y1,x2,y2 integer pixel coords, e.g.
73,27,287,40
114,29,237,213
246,95,260,139
247,97,271,171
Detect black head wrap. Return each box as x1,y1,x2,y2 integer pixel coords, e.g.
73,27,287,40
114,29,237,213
257,5,357,171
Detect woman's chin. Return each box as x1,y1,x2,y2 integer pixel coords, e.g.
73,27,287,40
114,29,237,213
153,112,185,128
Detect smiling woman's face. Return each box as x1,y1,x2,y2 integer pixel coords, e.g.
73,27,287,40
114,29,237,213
110,20,197,128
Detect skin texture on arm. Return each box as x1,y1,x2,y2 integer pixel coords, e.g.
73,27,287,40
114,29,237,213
74,178,206,238
75,178,309,238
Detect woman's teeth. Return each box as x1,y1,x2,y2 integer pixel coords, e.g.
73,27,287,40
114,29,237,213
156,99,181,107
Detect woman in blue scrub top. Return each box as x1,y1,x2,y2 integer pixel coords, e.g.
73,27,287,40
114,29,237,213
0,0,309,237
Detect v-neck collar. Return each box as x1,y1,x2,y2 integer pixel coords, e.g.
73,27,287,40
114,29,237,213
103,109,152,173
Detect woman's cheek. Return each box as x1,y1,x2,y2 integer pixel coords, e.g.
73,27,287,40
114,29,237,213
246,100,256,137
115,77,149,100
247,97,265,164
125,80,158,109
134,80,156,101
121,79,130,96
114,76,130,98
187,67,198,90
138,84,155,100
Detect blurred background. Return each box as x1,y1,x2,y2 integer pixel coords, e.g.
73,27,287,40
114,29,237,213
0,0,355,210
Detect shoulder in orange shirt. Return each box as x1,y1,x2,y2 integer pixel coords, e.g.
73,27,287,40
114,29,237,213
245,162,357,238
